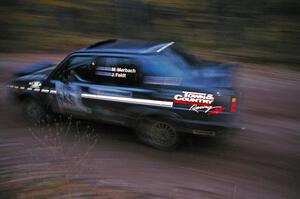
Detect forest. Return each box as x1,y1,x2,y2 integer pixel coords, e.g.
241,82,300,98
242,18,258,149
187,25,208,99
0,0,299,65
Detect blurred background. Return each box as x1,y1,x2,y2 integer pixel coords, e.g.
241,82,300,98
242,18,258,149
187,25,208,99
1,0,300,66
0,1,300,199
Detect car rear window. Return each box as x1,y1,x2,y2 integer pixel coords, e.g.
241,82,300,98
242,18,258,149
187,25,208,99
141,49,191,77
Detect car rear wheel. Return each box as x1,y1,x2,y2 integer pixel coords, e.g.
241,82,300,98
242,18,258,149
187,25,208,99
22,98,49,124
136,118,183,150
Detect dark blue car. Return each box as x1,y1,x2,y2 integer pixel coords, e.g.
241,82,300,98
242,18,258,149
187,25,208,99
8,39,239,150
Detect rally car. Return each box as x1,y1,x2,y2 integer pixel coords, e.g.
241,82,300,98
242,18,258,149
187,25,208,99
8,39,239,150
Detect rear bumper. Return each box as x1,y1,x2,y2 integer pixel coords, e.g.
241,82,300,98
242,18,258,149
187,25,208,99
174,117,244,135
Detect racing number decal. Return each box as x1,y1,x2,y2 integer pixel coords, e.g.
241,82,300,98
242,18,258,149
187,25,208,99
55,81,90,113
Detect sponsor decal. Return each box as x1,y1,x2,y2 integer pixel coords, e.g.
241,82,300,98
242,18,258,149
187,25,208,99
189,104,225,116
29,81,42,89
173,91,224,115
174,91,214,104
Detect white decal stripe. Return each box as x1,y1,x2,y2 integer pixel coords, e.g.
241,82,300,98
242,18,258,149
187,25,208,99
81,93,173,108
10,85,172,108
41,89,49,93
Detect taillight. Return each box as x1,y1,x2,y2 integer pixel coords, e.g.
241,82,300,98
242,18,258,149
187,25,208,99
230,97,237,112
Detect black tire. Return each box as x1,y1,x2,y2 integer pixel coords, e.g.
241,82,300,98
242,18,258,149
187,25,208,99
22,98,49,124
136,118,183,151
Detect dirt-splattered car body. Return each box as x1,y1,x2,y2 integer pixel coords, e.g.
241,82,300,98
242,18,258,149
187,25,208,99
8,39,240,149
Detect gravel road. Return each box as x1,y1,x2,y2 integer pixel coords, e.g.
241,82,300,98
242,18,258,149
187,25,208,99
0,54,299,199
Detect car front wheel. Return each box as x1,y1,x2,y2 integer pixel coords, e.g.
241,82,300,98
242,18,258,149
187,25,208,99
22,98,48,124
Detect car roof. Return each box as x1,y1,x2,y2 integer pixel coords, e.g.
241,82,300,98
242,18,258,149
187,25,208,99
75,39,175,55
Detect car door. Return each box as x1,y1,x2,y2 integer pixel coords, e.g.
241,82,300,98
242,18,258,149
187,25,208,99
47,55,95,117
80,56,145,125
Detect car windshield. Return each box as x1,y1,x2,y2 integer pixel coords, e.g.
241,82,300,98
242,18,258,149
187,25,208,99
141,47,197,77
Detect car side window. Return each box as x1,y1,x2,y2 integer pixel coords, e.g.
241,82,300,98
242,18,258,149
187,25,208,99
54,56,95,83
140,56,183,77
94,57,140,87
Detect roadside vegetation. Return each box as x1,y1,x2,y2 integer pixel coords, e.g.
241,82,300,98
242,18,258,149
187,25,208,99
0,0,299,67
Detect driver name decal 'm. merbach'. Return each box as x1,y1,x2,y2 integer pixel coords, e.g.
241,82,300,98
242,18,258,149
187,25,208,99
96,66,136,78
173,91,224,115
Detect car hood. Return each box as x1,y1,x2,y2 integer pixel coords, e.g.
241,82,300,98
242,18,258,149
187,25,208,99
14,61,55,77
13,63,56,83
